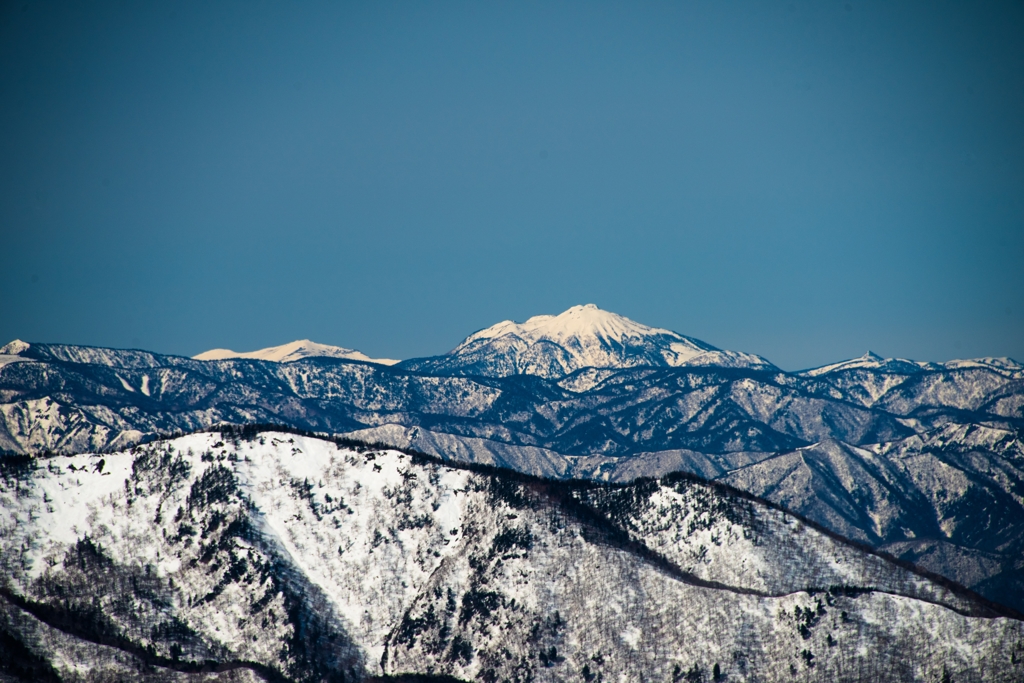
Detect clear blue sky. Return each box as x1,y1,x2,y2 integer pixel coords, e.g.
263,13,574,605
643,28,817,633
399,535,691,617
1,1,1022,370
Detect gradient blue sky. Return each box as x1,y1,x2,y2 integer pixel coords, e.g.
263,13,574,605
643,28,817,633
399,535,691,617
2,1,1022,370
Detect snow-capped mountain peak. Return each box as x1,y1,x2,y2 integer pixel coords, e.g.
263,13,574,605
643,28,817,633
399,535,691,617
0,339,34,368
193,339,398,365
0,339,30,356
457,303,711,359
401,304,776,378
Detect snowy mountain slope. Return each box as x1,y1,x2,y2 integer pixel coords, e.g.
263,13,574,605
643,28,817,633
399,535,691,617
194,339,399,365
721,439,941,547
0,430,1019,682
336,420,1024,612
1,339,192,371
342,423,577,478
718,424,1024,611
343,424,787,486
0,339,399,370
803,351,1023,380
399,304,776,378
1,313,1022,616
799,351,1024,414
802,351,943,377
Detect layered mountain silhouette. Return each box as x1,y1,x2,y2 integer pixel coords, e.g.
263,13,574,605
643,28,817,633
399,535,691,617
1,305,1022,616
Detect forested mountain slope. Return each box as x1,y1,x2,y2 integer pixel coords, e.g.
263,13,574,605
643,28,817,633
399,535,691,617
0,430,1020,682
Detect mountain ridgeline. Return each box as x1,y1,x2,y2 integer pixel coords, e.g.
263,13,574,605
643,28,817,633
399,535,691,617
1,304,1022,620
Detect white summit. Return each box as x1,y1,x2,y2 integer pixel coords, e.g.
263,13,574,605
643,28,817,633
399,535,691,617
193,339,398,365
402,304,774,378
0,339,34,368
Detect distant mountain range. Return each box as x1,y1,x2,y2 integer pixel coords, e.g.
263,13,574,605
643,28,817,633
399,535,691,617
1,305,1022,616
192,339,399,365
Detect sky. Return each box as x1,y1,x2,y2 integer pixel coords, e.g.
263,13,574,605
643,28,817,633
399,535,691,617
1,1,1022,371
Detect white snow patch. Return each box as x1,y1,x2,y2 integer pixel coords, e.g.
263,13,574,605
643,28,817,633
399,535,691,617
620,624,641,648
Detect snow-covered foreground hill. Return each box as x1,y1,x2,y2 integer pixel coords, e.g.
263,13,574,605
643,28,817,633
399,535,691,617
0,430,1020,682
